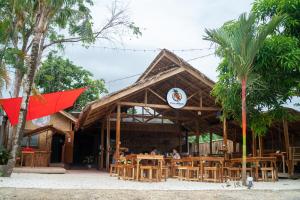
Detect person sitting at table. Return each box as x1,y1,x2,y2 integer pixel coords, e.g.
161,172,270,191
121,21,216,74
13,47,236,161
150,148,159,155
172,149,181,160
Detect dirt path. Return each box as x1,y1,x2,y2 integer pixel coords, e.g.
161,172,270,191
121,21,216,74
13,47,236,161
1,188,300,200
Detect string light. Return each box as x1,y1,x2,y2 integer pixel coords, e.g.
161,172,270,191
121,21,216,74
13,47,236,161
106,52,215,84
71,44,215,53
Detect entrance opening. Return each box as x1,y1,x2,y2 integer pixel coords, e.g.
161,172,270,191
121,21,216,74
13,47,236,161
51,133,65,163
73,129,99,168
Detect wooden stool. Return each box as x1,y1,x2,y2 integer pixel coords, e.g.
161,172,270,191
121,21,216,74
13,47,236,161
186,166,199,181
117,164,125,179
172,165,180,178
161,166,169,181
140,166,153,182
123,165,136,180
228,167,241,181
177,166,189,181
151,166,160,182
261,167,275,182
109,163,118,177
203,166,220,182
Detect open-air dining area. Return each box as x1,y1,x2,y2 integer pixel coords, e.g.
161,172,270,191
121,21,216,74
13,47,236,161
110,154,279,183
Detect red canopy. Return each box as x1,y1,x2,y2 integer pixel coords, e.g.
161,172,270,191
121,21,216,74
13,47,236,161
0,88,86,126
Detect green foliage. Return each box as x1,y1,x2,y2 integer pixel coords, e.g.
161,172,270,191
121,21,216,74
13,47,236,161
35,54,108,111
0,147,10,165
0,0,141,97
204,12,283,81
189,133,223,144
252,0,300,37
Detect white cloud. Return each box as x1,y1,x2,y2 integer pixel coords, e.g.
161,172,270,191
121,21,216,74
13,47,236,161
63,0,253,92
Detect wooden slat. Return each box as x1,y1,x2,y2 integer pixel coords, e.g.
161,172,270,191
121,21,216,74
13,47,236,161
119,101,219,111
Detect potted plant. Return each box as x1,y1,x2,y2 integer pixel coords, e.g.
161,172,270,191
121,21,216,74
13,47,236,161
0,147,10,176
83,155,94,169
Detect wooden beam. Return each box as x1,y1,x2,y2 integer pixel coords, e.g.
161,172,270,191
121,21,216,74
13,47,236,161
233,128,237,153
283,118,292,175
148,88,166,103
223,117,228,152
138,51,165,81
163,53,214,88
258,136,263,157
252,130,257,157
100,121,104,169
209,132,213,155
119,102,219,111
196,120,200,156
90,67,185,110
187,91,199,101
105,115,110,171
116,104,121,159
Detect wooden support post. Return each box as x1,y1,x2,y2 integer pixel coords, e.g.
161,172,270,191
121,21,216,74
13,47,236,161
209,132,213,155
233,128,237,153
252,130,257,157
223,117,228,158
283,118,292,175
196,121,200,156
258,136,263,157
106,116,110,171
179,134,182,154
100,121,104,169
185,130,189,154
116,104,121,159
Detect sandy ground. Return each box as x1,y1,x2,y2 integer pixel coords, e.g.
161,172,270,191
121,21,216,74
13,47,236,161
1,188,300,200
1,171,300,199
0,170,300,190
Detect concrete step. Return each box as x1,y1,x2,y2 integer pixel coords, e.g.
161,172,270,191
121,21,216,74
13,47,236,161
49,163,65,168
13,167,66,174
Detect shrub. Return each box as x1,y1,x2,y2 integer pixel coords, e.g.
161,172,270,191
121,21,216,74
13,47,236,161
0,147,10,165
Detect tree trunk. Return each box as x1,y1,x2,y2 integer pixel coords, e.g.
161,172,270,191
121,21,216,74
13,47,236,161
3,7,48,177
241,78,247,185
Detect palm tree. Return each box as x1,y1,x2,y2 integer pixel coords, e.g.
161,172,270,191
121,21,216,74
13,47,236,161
204,12,283,185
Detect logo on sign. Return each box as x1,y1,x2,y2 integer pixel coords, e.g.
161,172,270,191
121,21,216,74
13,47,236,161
167,88,187,109
32,115,50,127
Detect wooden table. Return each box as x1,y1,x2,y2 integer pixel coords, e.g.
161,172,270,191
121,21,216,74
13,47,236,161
230,157,277,180
265,152,286,173
170,156,225,182
21,151,35,167
135,154,164,181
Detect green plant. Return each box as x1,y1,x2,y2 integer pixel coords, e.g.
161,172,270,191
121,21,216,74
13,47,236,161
0,147,10,165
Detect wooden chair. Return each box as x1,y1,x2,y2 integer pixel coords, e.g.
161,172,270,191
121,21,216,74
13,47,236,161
109,163,118,177
161,166,169,181
186,166,199,181
203,166,220,182
140,166,153,182
123,164,136,180
177,166,189,181
227,167,241,181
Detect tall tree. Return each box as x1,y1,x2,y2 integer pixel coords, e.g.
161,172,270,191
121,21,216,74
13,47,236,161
204,12,283,185
3,0,141,177
35,54,108,111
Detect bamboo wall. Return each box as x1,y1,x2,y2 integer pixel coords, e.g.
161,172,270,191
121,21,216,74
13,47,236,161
190,139,239,155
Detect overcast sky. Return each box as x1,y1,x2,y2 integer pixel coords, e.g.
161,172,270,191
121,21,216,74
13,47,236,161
63,0,253,92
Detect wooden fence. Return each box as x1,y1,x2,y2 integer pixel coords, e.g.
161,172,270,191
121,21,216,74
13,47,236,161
190,140,239,155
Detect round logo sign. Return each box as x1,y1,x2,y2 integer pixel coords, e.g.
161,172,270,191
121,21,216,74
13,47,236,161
167,88,187,109
32,115,51,127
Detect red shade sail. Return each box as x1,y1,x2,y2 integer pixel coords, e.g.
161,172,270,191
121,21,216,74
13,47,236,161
0,88,86,126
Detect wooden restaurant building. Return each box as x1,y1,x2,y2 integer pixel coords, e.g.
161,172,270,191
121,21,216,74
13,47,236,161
10,49,299,178
76,49,238,170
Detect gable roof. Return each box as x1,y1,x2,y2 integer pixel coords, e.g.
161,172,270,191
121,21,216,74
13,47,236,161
59,110,77,123
77,49,217,128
